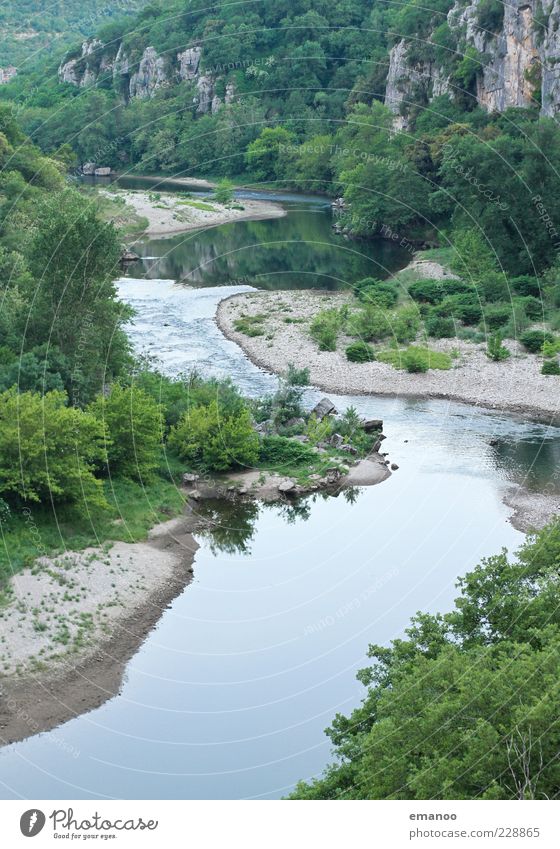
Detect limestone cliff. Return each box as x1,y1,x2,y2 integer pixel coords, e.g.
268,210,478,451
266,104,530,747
58,40,231,113
385,0,560,124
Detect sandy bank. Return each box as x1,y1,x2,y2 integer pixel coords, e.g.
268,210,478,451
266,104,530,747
102,188,286,237
216,290,560,424
0,513,200,747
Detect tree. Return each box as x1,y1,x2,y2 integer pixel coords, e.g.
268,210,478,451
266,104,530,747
214,178,235,205
90,384,163,482
0,388,107,511
169,400,259,472
245,127,296,182
27,188,132,403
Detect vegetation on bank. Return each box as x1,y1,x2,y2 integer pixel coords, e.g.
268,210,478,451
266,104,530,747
290,522,560,800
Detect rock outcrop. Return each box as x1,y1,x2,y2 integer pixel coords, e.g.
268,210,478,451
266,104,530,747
385,0,560,124
59,38,233,114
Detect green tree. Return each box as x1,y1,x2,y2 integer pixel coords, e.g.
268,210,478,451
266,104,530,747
90,384,164,482
245,127,296,181
0,388,107,511
169,400,259,472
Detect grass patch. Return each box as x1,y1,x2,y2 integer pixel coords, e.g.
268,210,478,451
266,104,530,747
377,345,452,372
177,199,217,211
233,313,268,337
0,458,185,593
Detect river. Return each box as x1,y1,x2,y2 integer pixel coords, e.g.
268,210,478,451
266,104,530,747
1,189,559,800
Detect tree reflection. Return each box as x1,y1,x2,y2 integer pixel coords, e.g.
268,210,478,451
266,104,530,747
195,498,260,555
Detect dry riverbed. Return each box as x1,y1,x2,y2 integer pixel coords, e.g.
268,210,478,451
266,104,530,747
101,188,286,237
0,514,200,746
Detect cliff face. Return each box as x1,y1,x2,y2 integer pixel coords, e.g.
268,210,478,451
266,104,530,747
385,0,560,124
58,40,231,113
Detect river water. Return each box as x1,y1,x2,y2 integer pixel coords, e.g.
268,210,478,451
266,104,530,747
1,191,559,800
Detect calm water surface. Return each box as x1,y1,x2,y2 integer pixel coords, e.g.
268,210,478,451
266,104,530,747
1,196,559,800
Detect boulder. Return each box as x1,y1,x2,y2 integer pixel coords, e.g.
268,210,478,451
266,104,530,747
340,444,358,456
182,473,199,486
82,162,96,175
330,433,344,448
278,480,296,494
312,397,337,419
391,463,400,471
361,418,383,432
94,166,112,177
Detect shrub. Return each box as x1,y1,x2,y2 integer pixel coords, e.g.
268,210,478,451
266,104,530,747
424,314,456,338
310,309,342,351
437,294,482,325
169,401,258,472
402,348,429,372
483,305,511,330
347,305,391,341
91,384,163,482
354,278,398,308
0,389,107,511
518,296,543,321
480,272,509,302
259,435,316,468
520,329,555,353
346,341,376,362
542,339,560,358
486,332,511,361
541,359,560,375
392,305,421,343
408,279,445,304
510,275,542,298
305,414,333,446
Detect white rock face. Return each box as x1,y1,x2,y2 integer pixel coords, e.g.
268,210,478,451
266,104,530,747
129,47,168,99
177,46,202,80
196,74,214,112
385,0,560,121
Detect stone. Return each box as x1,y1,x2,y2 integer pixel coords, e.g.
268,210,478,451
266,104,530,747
391,463,400,471
82,162,96,175
340,444,358,455
330,433,344,448
361,418,383,432
177,46,202,81
278,480,296,494
182,473,199,485
129,47,168,99
94,167,112,176
312,397,337,419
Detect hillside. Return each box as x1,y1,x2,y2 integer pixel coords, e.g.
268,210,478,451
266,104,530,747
0,0,149,68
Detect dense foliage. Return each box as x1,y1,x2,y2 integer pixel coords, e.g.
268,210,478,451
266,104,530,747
291,524,560,799
0,1,149,66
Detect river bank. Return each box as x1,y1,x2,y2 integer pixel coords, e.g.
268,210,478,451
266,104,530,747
101,187,286,237
216,289,560,424
0,513,200,746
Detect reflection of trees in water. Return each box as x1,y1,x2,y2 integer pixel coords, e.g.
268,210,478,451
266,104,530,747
195,494,317,555
489,437,560,493
195,498,260,555
136,212,408,290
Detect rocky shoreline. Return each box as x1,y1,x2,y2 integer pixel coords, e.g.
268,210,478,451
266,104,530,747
216,290,560,425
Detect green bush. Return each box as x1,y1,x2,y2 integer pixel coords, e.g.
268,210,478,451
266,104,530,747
310,309,342,351
169,400,258,472
233,313,266,337
402,348,429,372
259,435,316,468
90,384,164,482
520,329,555,353
486,333,511,361
517,296,543,321
483,305,511,330
354,278,398,308
345,341,376,362
437,294,482,325
541,359,560,375
510,275,542,298
424,314,456,338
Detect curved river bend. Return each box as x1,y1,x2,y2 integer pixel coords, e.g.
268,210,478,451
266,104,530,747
1,191,559,800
